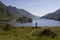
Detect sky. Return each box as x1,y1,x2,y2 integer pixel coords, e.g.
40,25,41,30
0,0,60,17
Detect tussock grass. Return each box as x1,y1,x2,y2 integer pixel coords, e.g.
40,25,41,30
0,25,60,40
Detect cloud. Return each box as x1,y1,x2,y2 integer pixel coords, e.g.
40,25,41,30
29,2,41,6
28,0,51,6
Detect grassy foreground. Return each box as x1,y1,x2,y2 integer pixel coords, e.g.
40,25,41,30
0,25,60,40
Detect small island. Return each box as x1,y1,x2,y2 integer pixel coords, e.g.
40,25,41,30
16,16,32,23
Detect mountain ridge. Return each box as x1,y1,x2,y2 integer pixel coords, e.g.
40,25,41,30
42,9,60,21
0,1,16,18
8,6,35,18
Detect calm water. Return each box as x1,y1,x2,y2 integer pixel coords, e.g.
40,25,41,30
10,17,60,27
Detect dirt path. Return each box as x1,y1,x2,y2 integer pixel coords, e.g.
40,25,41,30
27,29,38,40
28,29,37,36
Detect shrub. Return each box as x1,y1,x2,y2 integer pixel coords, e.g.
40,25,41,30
0,23,13,31
37,29,57,38
3,24,10,31
32,29,57,38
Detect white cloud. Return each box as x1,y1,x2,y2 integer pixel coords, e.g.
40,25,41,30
29,2,41,6
29,3,36,6
28,0,52,6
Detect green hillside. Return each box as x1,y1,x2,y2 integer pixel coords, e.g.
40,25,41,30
0,23,60,40
0,1,17,21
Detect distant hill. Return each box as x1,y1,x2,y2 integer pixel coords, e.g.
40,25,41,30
42,9,60,21
8,6,35,18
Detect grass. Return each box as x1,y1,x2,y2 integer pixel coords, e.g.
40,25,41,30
0,26,60,40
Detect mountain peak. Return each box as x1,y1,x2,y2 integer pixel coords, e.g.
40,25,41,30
0,1,1,2
0,1,16,18
54,8,60,13
8,5,16,8
0,1,3,5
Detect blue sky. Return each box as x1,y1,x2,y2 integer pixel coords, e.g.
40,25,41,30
1,0,60,17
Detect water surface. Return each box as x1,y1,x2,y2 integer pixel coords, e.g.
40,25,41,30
10,17,60,27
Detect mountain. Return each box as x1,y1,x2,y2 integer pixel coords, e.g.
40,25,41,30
8,6,35,18
0,1,16,18
0,1,17,21
42,9,60,21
